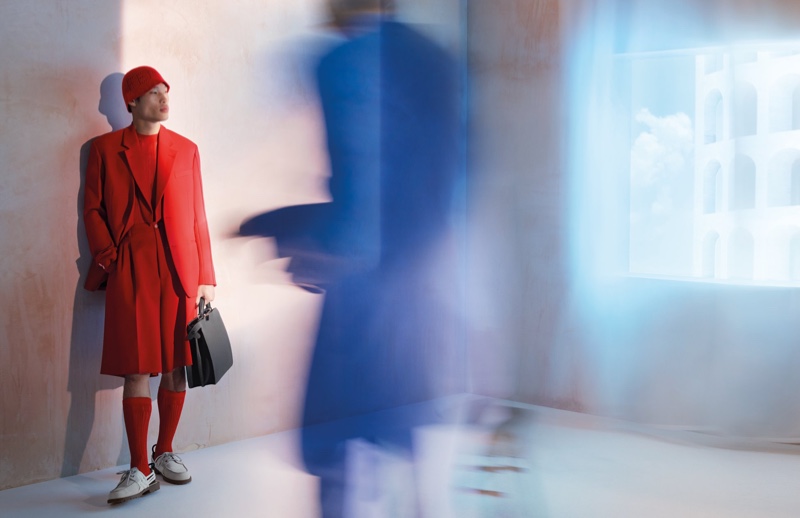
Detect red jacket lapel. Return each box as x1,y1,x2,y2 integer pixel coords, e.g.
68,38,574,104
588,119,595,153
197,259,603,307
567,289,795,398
119,126,151,210
155,127,178,209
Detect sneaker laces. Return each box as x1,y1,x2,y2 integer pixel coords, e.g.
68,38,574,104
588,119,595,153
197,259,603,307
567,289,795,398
158,452,185,466
114,469,133,485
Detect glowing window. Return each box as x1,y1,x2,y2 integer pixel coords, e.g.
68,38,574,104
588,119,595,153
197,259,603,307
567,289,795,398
625,44,800,285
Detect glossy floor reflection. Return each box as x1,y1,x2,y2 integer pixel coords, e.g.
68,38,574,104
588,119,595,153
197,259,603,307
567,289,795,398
2,395,799,517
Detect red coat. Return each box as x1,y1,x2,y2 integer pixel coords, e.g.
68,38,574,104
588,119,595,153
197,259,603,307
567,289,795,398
83,125,216,297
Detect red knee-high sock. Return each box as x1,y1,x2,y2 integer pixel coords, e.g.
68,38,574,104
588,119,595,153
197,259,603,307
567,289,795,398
122,397,152,476
154,387,185,458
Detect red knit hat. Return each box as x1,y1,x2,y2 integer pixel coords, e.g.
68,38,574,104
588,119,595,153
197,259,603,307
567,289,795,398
121,66,169,109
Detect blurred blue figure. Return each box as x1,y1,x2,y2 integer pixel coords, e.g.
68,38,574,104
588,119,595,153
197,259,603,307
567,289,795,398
241,1,458,516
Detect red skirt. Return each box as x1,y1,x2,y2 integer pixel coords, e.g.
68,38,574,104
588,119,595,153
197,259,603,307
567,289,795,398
100,221,193,376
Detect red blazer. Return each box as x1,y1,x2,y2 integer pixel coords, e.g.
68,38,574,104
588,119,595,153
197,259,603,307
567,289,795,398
83,125,216,297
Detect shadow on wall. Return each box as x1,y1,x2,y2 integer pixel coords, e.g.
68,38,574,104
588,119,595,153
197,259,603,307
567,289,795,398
62,73,130,477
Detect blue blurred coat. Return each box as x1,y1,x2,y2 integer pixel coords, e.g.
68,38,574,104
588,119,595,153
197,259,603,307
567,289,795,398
240,16,458,516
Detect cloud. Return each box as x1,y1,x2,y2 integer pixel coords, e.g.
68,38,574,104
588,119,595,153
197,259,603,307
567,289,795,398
629,109,695,274
630,108,694,190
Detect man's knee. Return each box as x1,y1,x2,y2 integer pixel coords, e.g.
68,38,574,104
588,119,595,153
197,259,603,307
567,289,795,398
122,374,151,398
124,373,150,385
161,368,186,391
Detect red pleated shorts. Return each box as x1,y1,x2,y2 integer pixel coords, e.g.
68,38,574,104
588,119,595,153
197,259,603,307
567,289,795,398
100,221,193,377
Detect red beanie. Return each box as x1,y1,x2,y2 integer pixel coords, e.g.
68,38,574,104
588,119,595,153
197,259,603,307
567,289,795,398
122,66,169,108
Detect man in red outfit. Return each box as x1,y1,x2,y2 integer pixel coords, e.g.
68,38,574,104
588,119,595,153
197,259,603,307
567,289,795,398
83,65,216,505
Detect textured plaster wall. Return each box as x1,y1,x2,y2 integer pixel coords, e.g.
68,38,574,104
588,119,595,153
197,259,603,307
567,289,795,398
465,0,566,401
0,0,464,490
1,0,128,489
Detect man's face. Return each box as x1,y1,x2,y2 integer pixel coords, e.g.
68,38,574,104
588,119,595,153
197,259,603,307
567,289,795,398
129,83,169,122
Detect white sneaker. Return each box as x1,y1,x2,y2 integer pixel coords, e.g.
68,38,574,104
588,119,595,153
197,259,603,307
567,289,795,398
152,447,192,485
107,467,160,505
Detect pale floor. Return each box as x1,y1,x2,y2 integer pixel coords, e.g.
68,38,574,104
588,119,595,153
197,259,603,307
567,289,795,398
2,396,800,517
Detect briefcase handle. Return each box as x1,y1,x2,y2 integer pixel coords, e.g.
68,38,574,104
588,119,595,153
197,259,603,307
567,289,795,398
197,297,211,319
187,299,207,343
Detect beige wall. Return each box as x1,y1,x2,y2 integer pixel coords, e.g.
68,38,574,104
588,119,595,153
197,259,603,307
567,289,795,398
0,0,464,490
465,0,565,401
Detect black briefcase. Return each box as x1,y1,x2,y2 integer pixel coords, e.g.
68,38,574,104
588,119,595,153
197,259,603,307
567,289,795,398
186,297,233,388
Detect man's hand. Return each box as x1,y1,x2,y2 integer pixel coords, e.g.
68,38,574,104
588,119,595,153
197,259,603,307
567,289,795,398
196,285,216,306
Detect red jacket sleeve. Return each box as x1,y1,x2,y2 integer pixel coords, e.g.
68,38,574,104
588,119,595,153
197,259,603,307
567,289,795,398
192,148,216,286
83,140,118,272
